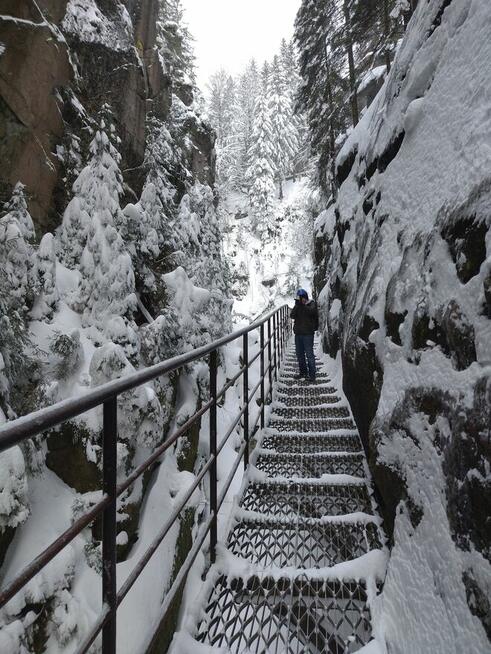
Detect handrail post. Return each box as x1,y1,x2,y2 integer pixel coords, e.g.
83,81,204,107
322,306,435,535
267,317,272,401
243,333,249,469
280,306,285,359
209,350,218,563
273,312,278,381
260,323,265,429
102,397,117,654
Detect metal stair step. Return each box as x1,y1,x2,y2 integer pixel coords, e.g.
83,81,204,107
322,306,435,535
241,481,373,518
276,394,342,407
277,379,338,392
196,575,373,653
254,452,365,478
261,432,362,454
272,406,350,420
268,417,356,432
228,518,382,569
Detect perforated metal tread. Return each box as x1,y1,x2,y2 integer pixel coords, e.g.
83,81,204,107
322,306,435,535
260,432,362,454
228,519,382,569
276,394,342,407
268,417,356,432
272,406,350,419
280,371,331,380
196,575,373,654
278,379,337,391
254,452,365,478
241,481,373,518
278,380,338,393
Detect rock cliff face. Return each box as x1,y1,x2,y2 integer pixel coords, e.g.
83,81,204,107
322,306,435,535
314,0,491,651
0,0,213,230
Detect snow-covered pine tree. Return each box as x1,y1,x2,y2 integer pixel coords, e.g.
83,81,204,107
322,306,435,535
207,69,236,144
207,70,239,189
246,62,277,238
231,59,260,191
59,106,125,268
295,0,348,196
157,0,196,88
269,55,299,199
4,182,35,243
121,114,180,314
31,233,59,321
0,185,36,417
75,111,136,329
350,0,404,75
280,40,311,178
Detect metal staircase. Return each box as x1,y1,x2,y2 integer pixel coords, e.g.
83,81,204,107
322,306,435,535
191,342,387,654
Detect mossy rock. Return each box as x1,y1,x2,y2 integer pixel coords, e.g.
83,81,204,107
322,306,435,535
146,508,196,654
176,411,202,474
440,300,476,370
342,336,383,453
483,271,491,317
45,421,101,493
441,217,487,284
0,525,15,572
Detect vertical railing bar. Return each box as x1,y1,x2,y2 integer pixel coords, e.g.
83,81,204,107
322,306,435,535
243,333,249,469
281,306,285,360
102,397,118,654
267,317,272,401
273,312,278,381
260,323,265,429
209,349,218,563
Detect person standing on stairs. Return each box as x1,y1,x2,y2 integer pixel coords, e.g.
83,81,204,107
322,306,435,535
290,289,319,382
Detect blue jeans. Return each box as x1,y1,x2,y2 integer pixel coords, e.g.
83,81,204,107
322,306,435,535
295,334,316,379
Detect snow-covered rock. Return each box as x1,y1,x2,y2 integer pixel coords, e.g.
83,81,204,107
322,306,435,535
314,0,491,651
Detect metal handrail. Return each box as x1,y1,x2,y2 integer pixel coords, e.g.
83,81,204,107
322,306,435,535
0,303,292,654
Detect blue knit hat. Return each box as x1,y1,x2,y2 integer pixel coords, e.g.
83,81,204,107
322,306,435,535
296,289,308,298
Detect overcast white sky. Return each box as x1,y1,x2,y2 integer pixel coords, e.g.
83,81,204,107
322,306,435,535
181,0,301,90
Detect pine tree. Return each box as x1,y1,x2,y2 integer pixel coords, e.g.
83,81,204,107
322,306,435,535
4,182,35,243
207,70,236,143
269,55,299,198
157,0,196,87
207,71,239,189
0,187,36,416
31,233,59,321
234,59,260,190
59,108,125,268
295,0,348,196
246,63,277,238
74,112,136,327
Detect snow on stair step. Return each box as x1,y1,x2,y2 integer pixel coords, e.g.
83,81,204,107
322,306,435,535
277,378,338,391
268,417,357,432
271,405,351,419
254,451,366,478
227,517,382,569
241,481,373,519
260,431,362,453
196,575,374,654
275,392,342,406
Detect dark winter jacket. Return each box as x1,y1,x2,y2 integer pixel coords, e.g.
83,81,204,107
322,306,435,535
290,299,319,335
